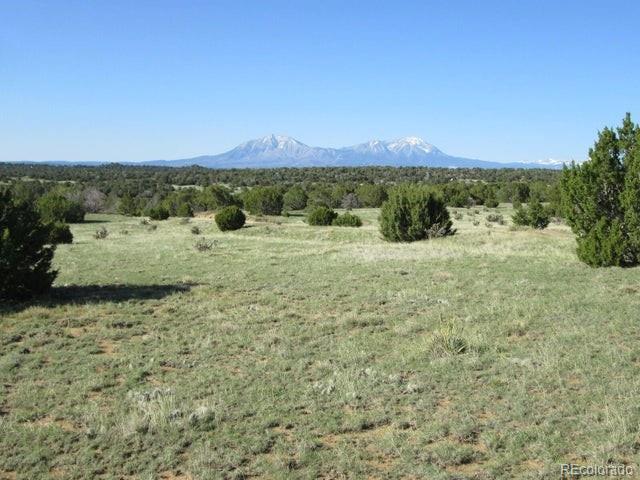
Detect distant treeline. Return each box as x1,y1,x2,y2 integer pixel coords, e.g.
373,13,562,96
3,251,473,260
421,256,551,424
0,163,562,217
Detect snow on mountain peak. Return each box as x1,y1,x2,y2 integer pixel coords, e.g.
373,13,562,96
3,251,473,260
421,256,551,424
386,136,440,155
146,134,565,169
396,136,426,145
255,134,304,148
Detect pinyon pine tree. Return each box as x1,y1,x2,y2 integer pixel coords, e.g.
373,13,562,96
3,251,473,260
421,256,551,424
560,113,640,266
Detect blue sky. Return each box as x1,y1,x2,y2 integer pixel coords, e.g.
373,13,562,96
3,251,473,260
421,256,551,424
2,0,639,163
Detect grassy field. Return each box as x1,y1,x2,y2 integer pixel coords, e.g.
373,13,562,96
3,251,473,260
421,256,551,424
2,206,640,479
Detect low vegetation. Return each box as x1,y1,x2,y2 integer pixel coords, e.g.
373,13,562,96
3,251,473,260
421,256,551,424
307,206,338,226
379,185,454,241
243,186,284,216
145,205,170,221
2,116,640,478
511,198,550,229
94,226,109,239
48,222,74,244
1,207,638,479
333,212,363,227
215,206,246,231
37,191,85,224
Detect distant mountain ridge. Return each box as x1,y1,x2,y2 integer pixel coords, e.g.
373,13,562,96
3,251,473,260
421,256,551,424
4,135,569,169
143,135,564,169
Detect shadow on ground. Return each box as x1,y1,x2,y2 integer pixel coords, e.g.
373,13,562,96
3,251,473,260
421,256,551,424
0,283,196,313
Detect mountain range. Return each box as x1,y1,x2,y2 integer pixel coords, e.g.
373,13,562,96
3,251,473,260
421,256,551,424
7,135,568,169
144,135,565,169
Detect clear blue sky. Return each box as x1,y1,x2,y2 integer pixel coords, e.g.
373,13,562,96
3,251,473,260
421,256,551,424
2,0,639,163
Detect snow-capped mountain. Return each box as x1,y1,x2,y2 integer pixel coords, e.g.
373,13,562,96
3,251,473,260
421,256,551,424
386,136,441,155
333,137,448,166
144,135,562,169
17,135,563,169
228,135,315,159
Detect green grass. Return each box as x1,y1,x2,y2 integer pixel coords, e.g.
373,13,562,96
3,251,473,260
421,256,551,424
2,206,640,479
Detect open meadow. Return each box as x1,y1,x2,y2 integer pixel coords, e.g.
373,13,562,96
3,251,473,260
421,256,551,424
2,206,640,479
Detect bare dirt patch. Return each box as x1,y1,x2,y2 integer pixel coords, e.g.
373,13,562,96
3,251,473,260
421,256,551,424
159,471,193,480
98,339,116,356
31,415,79,432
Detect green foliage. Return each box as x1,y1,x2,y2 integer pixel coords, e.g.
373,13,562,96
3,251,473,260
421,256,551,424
330,185,350,208
527,199,551,229
243,187,283,215
48,222,73,244
356,184,387,207
0,191,57,300
427,323,469,358
198,185,237,211
161,188,199,216
484,191,500,208
0,162,561,194
1,208,638,478
215,206,246,231
511,198,550,229
307,206,337,226
576,218,630,267
306,185,333,209
379,185,454,242
511,206,530,226
146,206,170,221
118,193,141,216
486,213,504,225
561,114,640,266
175,202,193,218
332,212,362,227
282,185,308,211
37,192,85,223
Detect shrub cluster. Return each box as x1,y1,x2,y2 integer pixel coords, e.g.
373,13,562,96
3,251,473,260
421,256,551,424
356,184,387,207
332,212,362,227
283,185,308,211
379,185,455,242
486,213,504,225
37,192,85,223
197,185,238,211
243,187,283,215
511,199,550,229
118,193,141,216
484,195,500,208
48,222,73,244
215,206,246,231
307,206,337,226
1,191,57,300
175,203,193,218
145,206,170,221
